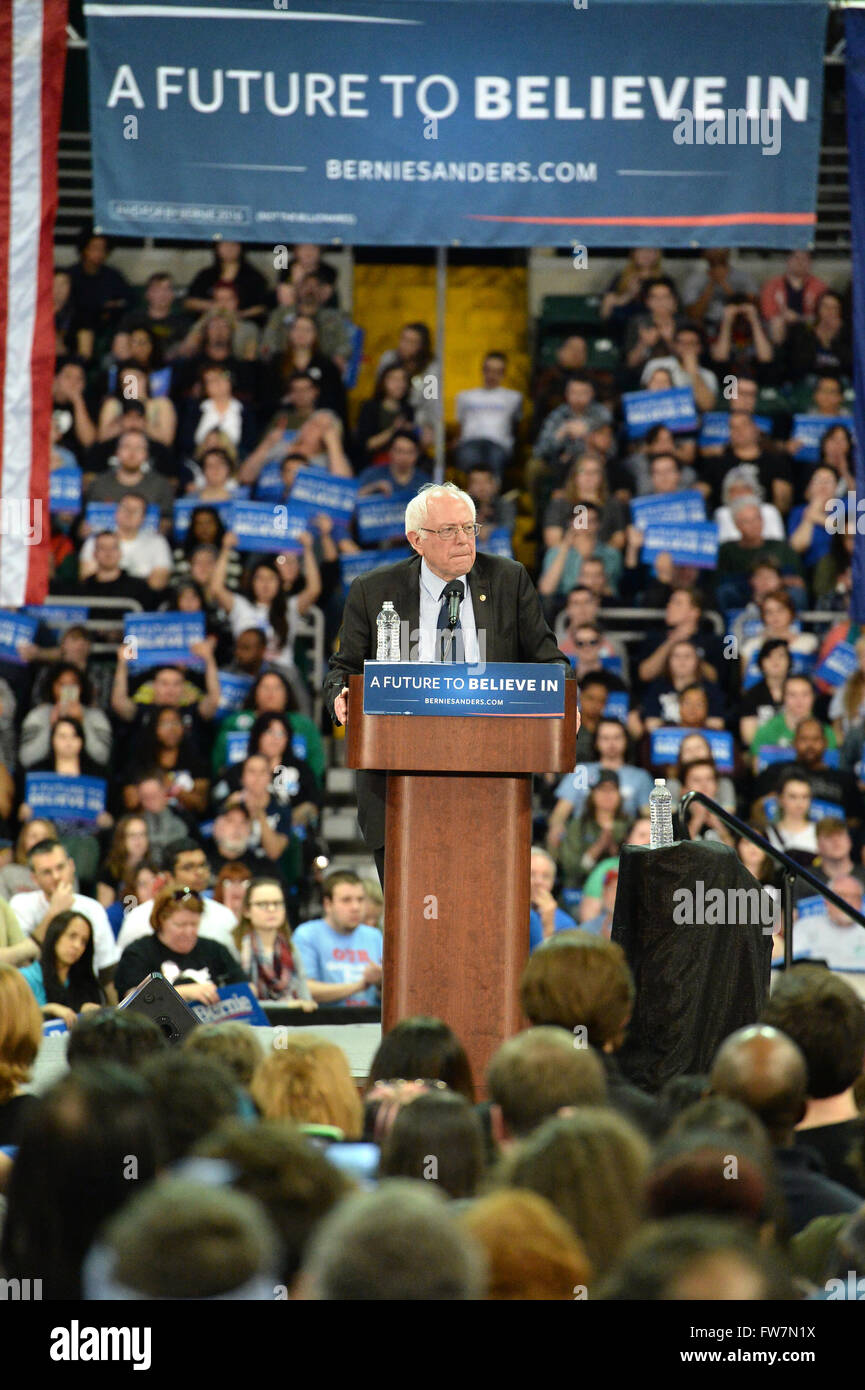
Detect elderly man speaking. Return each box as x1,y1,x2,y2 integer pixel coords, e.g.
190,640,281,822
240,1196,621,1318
323,483,575,884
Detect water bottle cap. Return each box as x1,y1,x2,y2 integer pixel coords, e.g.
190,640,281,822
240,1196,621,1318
654,778,666,787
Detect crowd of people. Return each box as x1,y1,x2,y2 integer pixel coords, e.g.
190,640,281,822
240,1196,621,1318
0,234,861,1299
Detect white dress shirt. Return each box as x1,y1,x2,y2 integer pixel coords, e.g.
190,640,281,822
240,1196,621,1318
10,890,119,973
417,557,480,664
116,895,239,960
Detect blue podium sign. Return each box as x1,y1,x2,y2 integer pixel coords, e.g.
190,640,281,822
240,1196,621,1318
188,983,270,1027
363,662,566,717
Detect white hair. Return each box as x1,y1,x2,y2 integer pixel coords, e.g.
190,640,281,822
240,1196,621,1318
404,483,476,535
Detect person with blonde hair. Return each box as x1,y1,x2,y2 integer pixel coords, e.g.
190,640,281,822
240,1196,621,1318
251,1034,362,1140
0,964,44,1144
459,1190,592,1300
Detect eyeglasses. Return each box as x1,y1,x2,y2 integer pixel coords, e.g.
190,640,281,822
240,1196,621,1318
418,524,480,540
171,887,202,903
576,638,600,647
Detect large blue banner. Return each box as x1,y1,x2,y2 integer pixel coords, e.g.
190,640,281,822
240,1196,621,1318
84,0,826,248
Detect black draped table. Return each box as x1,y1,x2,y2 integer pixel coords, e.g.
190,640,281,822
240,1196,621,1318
611,840,773,1094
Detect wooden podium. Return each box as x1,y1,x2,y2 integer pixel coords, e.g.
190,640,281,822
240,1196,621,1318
346,673,577,1090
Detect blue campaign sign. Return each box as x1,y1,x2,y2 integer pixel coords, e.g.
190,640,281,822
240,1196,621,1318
699,412,773,447
0,610,38,663
25,773,107,824
84,0,826,249
630,489,706,529
650,726,734,773
744,646,813,689
230,500,305,553
189,983,270,1028
622,387,699,438
641,521,719,570
815,640,859,689
795,894,826,921
290,468,358,523
50,466,82,513
124,611,206,671
172,497,239,541
255,460,290,501
225,730,251,765
603,690,629,723
363,662,566,716
477,527,514,559
23,604,88,636
753,745,796,774
86,501,160,533
216,672,254,715
340,547,414,592
765,795,843,824
790,415,854,465
356,496,411,544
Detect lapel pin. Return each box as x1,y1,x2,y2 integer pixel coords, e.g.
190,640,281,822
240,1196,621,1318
479,593,487,602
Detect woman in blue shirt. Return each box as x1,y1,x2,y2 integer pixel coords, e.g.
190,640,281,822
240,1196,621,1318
20,909,103,1029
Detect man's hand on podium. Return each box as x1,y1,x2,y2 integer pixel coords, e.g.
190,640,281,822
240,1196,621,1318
334,686,349,725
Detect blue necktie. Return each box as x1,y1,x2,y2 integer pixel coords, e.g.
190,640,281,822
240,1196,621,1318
436,581,464,661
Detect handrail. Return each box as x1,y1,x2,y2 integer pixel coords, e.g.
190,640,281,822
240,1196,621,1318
678,789,865,970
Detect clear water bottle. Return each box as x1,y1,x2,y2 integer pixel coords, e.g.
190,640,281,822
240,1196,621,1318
376,601,401,661
649,778,674,848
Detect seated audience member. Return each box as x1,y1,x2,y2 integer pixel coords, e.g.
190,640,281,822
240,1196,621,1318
352,363,414,468
740,589,817,672
112,652,221,726
118,269,188,355
708,296,774,379
555,771,631,892
678,759,736,847
459,1190,592,1301
737,638,791,748
790,875,865,971
251,1034,363,1140
760,769,818,863
636,587,723,688
215,754,295,880
98,353,177,445
17,715,113,887
642,641,726,733
127,774,190,863
701,411,793,517
185,444,245,504
486,1027,606,1148
214,713,320,828
645,1132,776,1233
759,249,828,345
809,818,865,892
114,882,248,1003
542,453,628,552
641,322,719,410
464,463,516,542
499,1111,650,1283
709,1025,861,1234
179,279,261,363
84,427,175,516
601,247,664,326
233,877,316,1008
554,586,629,675
529,846,579,949
787,464,843,569
184,241,270,324
531,334,588,427
0,1063,163,1299
753,718,856,816
0,965,42,1145
750,674,835,758
210,536,320,675
95,813,152,908
139,1051,246,1165
52,356,97,462
84,1180,280,1302
379,1091,486,1199
206,804,260,879
116,839,238,955
535,374,612,485
66,229,133,357
597,1216,795,1301
829,634,865,738
717,500,805,613
293,871,382,1007
576,816,653,924
20,909,104,1027
179,364,257,461
452,351,522,477
550,720,651,839
304,1182,486,1302
786,290,851,380
120,705,210,818
0,820,56,902
714,470,785,545
18,662,112,770
193,1120,353,1290
65,1005,167,1071
761,966,865,1196
212,861,253,923
183,1021,264,1089
520,930,659,1137
538,504,622,614
580,867,620,939
11,839,119,999
366,1017,475,1103
355,428,430,497
622,274,681,370
683,248,756,337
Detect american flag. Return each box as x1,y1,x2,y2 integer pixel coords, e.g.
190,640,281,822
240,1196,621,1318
0,0,67,606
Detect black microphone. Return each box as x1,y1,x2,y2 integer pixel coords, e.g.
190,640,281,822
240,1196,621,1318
443,580,464,629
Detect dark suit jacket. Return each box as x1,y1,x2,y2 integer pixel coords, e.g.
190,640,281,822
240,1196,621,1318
322,551,573,850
